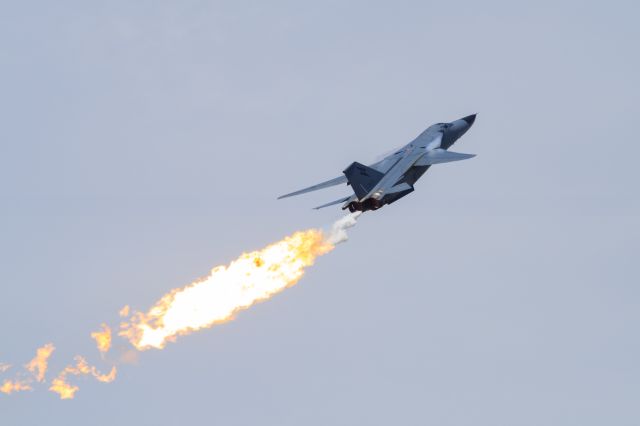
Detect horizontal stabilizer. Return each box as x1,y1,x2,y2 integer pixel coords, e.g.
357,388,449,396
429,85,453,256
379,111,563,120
414,149,476,166
313,196,352,210
278,175,347,199
343,162,385,199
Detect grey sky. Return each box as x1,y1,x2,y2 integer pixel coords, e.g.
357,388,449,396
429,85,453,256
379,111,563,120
1,1,638,425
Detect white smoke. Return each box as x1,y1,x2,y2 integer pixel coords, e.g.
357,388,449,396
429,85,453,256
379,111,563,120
326,212,362,245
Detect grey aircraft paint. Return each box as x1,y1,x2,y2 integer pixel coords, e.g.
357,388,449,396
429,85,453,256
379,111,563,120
278,114,477,212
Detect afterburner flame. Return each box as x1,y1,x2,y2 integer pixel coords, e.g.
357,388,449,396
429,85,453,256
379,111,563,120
91,324,112,354
120,229,334,350
119,305,130,317
3,213,361,400
49,356,116,400
0,379,31,394
0,343,55,395
49,378,77,400
25,343,55,382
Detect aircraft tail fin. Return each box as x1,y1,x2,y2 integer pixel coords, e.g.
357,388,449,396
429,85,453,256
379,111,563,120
343,162,384,199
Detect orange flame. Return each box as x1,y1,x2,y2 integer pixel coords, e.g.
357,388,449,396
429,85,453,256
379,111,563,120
91,324,112,354
0,343,54,395
49,377,77,400
4,213,360,399
49,356,116,400
120,229,334,350
25,343,55,382
119,305,130,317
0,379,31,394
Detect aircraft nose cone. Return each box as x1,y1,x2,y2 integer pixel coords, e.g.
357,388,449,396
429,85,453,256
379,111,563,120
463,114,476,127
462,114,477,126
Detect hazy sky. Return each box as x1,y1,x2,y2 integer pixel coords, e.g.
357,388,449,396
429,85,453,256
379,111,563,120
1,1,638,425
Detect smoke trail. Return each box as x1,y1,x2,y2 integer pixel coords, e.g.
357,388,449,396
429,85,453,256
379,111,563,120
326,212,362,245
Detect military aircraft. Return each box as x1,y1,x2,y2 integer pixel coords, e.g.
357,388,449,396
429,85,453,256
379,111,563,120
278,114,477,212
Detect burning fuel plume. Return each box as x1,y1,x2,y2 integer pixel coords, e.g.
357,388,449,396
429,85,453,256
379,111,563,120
49,356,117,400
91,324,112,355
1,213,361,399
120,213,360,350
1,343,55,395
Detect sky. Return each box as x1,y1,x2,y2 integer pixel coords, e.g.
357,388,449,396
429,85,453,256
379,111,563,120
1,1,639,424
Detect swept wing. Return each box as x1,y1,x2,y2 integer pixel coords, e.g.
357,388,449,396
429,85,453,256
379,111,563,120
277,175,347,199
414,149,475,166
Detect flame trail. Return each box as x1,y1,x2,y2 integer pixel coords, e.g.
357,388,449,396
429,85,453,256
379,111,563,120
120,230,330,350
0,380,31,394
120,213,361,350
2,213,361,399
91,324,112,355
49,356,117,400
0,343,55,395
119,305,130,317
25,343,55,382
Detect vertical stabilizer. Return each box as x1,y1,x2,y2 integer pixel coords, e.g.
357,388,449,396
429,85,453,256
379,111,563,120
343,162,384,199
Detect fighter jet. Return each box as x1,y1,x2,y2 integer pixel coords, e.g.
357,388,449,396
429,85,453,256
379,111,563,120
278,115,477,212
